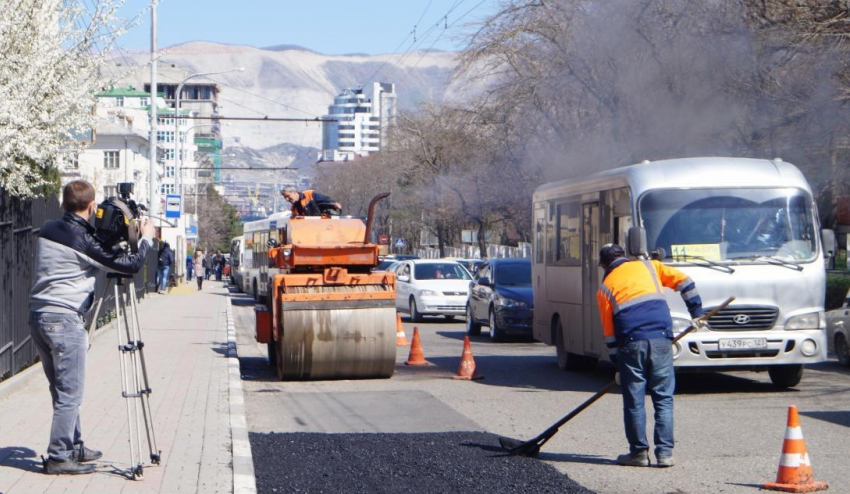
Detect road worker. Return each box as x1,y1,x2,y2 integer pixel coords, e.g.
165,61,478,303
281,187,342,217
596,243,705,468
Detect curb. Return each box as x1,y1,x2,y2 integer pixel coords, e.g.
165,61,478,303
226,293,258,494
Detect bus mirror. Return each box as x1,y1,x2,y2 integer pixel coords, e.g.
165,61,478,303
821,228,836,259
627,226,647,258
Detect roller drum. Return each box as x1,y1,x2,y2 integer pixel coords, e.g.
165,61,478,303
277,286,396,380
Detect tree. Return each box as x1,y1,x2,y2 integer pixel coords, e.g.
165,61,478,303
194,185,242,253
0,0,128,197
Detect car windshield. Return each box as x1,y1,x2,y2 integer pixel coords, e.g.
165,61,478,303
414,263,471,280
639,188,817,263
375,260,396,271
496,263,531,286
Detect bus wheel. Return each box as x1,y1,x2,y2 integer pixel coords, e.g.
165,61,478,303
768,365,803,388
555,322,582,371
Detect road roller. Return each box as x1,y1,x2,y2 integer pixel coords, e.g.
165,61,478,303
254,193,396,380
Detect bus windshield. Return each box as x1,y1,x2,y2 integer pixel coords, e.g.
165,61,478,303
639,188,817,263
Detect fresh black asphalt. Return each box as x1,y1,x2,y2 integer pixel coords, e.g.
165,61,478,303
250,431,595,494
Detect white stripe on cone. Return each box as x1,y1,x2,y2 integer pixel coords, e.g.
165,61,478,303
784,426,804,440
779,453,811,468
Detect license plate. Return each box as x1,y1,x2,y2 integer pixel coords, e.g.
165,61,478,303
718,338,768,351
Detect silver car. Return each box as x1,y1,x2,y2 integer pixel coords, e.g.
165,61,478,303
827,287,850,367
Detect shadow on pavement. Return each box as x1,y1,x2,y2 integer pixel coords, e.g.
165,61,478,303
0,446,41,473
239,355,280,382
674,372,796,395
800,410,850,428
537,452,619,466
436,330,537,344
807,360,850,377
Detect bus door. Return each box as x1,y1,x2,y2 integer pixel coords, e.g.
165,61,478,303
581,202,602,357
532,204,548,342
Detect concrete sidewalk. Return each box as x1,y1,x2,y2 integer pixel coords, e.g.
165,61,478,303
0,281,236,493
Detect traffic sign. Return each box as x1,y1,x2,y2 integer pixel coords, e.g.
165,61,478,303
165,195,181,219
379,234,388,245
395,238,406,249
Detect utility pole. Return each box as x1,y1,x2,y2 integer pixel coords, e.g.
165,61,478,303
149,0,158,218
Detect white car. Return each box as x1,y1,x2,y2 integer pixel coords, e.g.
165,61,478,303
826,287,850,367
394,260,472,321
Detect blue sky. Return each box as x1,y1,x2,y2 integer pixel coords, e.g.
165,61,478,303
116,0,499,55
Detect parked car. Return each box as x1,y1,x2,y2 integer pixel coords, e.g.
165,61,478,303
394,260,472,321
827,287,850,367
458,259,486,276
373,260,399,273
466,258,533,342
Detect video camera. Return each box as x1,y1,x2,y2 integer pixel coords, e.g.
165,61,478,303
95,182,146,253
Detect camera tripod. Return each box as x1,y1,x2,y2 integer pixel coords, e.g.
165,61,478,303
88,273,161,480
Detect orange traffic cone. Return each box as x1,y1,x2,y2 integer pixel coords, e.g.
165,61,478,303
405,327,429,366
453,336,483,380
762,406,828,493
395,314,410,346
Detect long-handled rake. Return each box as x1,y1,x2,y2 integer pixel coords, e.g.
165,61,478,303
499,296,736,457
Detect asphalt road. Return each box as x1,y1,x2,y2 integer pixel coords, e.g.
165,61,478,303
230,289,850,494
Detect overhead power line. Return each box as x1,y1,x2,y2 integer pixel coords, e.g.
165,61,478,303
182,115,332,122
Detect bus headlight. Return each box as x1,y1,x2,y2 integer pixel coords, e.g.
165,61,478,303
800,339,817,357
785,311,824,330
672,317,693,333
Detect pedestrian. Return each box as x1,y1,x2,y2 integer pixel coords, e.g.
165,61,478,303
281,187,342,216
214,250,225,281
157,242,173,294
28,180,155,475
596,244,705,468
206,252,214,280
194,248,206,290
186,253,194,282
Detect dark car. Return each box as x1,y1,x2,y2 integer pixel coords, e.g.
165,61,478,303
465,258,533,342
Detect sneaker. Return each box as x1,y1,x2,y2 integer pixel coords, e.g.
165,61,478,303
656,455,675,468
158,290,165,294
616,450,650,467
73,443,103,463
44,457,96,475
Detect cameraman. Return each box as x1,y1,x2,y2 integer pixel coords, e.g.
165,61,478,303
28,180,155,475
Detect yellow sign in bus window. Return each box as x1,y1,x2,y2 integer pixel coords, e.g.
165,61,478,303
670,244,721,261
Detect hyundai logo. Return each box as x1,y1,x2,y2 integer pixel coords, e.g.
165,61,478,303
733,314,751,325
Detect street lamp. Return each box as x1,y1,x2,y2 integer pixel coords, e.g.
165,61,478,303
174,68,244,199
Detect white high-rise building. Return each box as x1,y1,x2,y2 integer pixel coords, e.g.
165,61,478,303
319,82,397,162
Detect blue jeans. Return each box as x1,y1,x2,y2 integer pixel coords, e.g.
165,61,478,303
30,311,88,461
618,337,675,458
158,265,170,291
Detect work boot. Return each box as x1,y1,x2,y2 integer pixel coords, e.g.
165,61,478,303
616,450,650,467
73,442,103,463
656,455,675,468
43,457,96,475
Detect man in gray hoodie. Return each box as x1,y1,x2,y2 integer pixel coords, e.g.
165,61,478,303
29,180,155,475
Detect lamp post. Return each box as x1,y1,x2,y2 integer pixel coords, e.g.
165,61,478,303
174,68,244,201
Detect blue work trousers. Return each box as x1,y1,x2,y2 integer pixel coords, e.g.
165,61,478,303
158,265,170,291
618,337,675,459
30,311,88,461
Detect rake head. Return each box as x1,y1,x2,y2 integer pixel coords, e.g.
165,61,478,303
498,436,542,457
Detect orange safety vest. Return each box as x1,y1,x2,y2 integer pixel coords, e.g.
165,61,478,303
596,258,702,358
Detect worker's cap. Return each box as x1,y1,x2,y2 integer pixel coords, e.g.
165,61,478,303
599,243,625,266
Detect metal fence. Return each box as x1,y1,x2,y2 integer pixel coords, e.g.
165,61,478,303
0,187,157,382
416,242,533,260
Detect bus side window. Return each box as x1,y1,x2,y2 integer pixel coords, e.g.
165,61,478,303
615,216,633,246
611,187,633,246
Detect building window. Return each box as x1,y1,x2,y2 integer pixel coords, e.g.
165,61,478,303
158,117,174,126
104,185,117,198
104,151,120,169
156,131,175,143
139,97,149,107
179,131,187,143
166,165,175,178
161,184,175,195
164,149,175,160
115,97,124,107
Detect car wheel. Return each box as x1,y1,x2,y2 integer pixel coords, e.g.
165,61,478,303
409,297,423,323
489,308,505,342
466,304,481,336
835,333,850,367
768,364,803,388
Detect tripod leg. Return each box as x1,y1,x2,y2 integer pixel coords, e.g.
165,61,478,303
128,283,161,464
114,281,140,478
121,284,146,478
